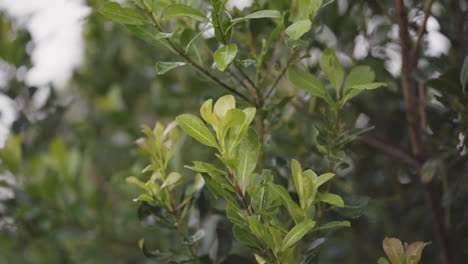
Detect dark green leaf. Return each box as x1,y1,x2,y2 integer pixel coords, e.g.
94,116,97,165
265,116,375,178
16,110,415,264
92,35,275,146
127,25,173,47
233,225,260,248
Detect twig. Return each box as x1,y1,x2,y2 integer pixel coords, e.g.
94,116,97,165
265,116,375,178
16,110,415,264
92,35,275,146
264,52,297,99
411,0,434,68
148,12,254,105
360,134,421,170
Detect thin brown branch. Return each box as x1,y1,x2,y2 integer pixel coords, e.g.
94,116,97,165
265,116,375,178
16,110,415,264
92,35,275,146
264,51,297,99
360,134,421,170
412,0,434,68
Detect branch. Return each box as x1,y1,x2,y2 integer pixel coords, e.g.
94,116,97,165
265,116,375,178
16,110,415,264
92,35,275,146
264,51,297,99
360,134,421,170
148,12,255,105
412,0,434,68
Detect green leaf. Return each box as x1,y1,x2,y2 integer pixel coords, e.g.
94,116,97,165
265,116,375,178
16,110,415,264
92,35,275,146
378,257,391,264
201,173,239,208
348,82,387,90
254,254,267,264
269,183,303,224
297,0,323,20
228,107,256,152
133,194,155,202
311,221,350,232
247,217,274,249
282,219,316,250
176,114,218,148
161,4,210,22
382,238,405,264
319,48,344,96
285,20,312,40
233,225,260,248
213,95,236,120
200,99,218,127
232,10,281,23
98,2,147,25
0,134,22,173
126,176,149,191
291,159,305,208
226,203,248,229
406,241,431,264
155,62,186,75
186,161,235,192
287,66,335,105
314,173,335,188
461,55,468,93
161,172,182,188
220,108,245,142
345,65,375,90
127,25,173,47
316,192,344,207
235,128,259,194
238,59,256,67
214,44,238,72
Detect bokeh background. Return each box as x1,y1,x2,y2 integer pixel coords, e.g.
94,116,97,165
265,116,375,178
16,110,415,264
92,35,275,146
0,0,467,263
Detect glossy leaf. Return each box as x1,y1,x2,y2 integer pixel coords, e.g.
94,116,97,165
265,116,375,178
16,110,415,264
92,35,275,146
233,225,259,248
344,65,375,90
228,107,256,152
213,95,236,120
176,114,218,148
316,192,344,207
98,2,147,25
311,221,350,232
214,44,238,72
287,66,335,105
269,183,303,223
297,0,323,19
155,62,186,75
282,219,316,250
285,20,312,40
161,4,210,22
161,172,182,189
406,241,431,264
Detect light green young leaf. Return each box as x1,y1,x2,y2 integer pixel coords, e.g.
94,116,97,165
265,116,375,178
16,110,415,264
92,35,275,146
220,108,245,141
200,99,218,127
161,4,210,22
282,219,316,250
348,82,387,90
126,176,148,191
228,107,256,152
291,159,305,207
214,44,238,72
316,192,344,207
383,237,405,264
213,95,236,120
186,161,235,192
311,221,350,232
132,193,155,202
235,128,259,194
233,225,260,248
285,20,312,40
127,25,173,47
297,0,323,20
269,183,303,224
184,173,205,200
232,10,281,23
254,254,267,264
378,257,391,264
320,48,344,96
176,114,218,148
287,66,335,106
161,172,182,188
406,241,431,264
315,173,335,188
155,62,186,75
98,2,147,25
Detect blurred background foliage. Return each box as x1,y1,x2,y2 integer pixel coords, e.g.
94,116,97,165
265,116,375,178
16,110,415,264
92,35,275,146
0,0,467,263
